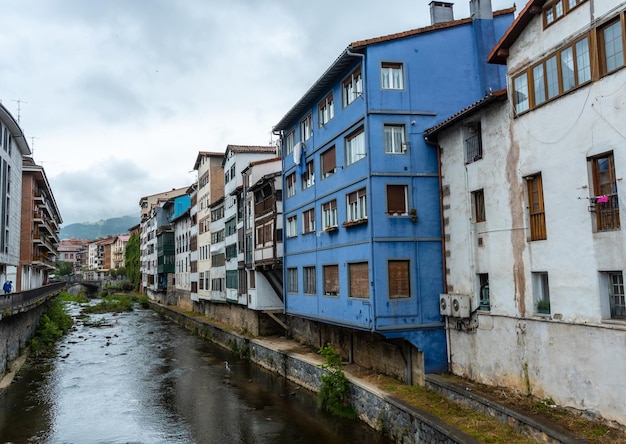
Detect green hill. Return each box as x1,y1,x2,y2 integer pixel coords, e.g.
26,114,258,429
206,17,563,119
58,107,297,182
59,215,139,240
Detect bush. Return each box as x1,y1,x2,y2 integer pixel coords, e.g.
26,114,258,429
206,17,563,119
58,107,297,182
317,343,356,419
29,297,74,355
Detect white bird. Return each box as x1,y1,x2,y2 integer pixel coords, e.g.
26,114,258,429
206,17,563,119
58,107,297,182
224,361,231,372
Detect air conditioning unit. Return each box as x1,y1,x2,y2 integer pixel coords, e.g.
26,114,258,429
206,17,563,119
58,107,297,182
451,294,471,318
439,293,452,316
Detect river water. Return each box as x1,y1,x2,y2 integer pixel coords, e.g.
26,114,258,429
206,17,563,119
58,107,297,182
0,302,391,443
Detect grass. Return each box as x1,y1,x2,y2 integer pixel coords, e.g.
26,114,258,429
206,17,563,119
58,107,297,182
81,293,148,314
28,297,74,356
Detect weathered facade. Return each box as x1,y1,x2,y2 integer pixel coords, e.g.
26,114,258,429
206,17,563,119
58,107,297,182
427,0,626,426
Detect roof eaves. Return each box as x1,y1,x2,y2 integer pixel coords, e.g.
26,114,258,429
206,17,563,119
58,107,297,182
424,88,507,137
488,1,544,64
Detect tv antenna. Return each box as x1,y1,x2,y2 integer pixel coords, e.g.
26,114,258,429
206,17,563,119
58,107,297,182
12,99,27,124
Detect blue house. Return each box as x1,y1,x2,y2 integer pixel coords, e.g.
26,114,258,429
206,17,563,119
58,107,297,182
274,1,514,375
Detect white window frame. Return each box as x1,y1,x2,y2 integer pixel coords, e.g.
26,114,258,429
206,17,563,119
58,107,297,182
381,62,404,89
343,67,363,107
383,124,406,154
286,216,297,238
300,114,312,141
302,208,315,234
345,128,365,166
347,188,367,222
322,200,338,230
284,130,295,156
319,93,334,127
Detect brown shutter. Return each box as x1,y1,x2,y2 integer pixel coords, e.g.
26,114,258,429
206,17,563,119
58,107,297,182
321,146,336,176
388,260,410,298
324,265,339,295
349,262,369,298
387,185,406,214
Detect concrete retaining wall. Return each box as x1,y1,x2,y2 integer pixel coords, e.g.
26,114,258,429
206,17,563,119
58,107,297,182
153,303,479,444
0,303,47,377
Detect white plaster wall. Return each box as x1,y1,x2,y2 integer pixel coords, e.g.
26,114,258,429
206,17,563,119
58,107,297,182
439,14,626,424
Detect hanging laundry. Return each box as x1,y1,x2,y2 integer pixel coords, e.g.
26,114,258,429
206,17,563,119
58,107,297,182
596,195,609,203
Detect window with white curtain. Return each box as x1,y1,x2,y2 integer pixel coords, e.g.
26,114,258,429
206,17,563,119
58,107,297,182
384,125,406,154
345,128,365,165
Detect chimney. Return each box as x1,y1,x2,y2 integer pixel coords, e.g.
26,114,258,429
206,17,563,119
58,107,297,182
470,0,493,20
430,1,454,25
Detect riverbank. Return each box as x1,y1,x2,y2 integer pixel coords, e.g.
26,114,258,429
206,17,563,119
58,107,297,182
0,353,27,394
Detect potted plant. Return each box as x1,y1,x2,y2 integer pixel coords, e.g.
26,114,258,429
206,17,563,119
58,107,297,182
537,299,550,314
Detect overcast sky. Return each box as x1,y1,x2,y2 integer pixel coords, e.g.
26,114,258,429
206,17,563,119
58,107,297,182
0,0,516,226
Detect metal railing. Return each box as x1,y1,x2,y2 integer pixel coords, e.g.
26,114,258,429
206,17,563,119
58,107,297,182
0,281,66,313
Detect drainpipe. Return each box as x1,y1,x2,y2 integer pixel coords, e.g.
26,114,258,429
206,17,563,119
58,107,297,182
345,47,376,333
424,134,451,373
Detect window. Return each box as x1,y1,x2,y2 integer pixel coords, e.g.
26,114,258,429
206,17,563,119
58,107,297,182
211,229,225,243
300,114,312,141
225,217,236,236
286,216,297,238
211,253,225,267
284,130,295,156
388,260,410,298
515,36,591,113
591,152,620,231
472,189,486,222
543,0,586,27
349,262,369,298
319,93,334,127
321,146,336,178
533,272,551,313
478,273,490,310
600,19,624,74
347,188,367,222
286,172,296,198
607,271,625,319
381,62,403,89
322,200,338,230
302,208,315,234
343,67,362,107
249,271,255,289
302,161,315,189
464,123,482,163
304,266,316,294
226,270,238,289
527,174,547,240
287,268,298,293
345,128,365,166
211,278,225,292
323,264,339,296
387,184,408,215
383,125,406,154
225,243,237,259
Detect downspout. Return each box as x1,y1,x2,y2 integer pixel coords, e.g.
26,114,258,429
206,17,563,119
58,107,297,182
346,47,377,333
273,127,287,315
424,134,451,373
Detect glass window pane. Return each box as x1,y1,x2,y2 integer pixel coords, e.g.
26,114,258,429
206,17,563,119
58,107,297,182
533,65,546,106
546,56,559,99
604,22,624,72
514,74,529,113
576,38,591,83
561,47,575,92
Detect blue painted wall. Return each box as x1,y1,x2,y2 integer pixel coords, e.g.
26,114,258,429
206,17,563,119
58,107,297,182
279,11,513,373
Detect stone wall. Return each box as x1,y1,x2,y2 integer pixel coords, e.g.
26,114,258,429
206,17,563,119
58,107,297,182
0,304,47,377
288,315,424,385
193,299,284,336
155,303,478,444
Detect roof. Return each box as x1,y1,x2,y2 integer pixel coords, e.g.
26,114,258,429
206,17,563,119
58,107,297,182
223,145,277,167
424,88,508,138
0,102,30,156
274,7,516,132
193,151,224,170
488,0,545,64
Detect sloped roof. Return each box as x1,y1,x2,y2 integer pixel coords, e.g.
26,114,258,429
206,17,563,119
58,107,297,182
489,0,546,64
193,151,224,170
424,88,507,138
273,7,516,132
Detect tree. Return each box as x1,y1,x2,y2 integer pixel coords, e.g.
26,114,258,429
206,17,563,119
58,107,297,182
125,232,140,291
56,261,74,276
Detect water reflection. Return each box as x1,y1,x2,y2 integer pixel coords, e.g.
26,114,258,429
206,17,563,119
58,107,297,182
0,303,391,443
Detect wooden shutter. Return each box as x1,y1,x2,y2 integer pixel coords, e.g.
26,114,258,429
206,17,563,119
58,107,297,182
323,265,339,295
349,262,369,298
388,260,410,298
321,147,336,176
387,185,406,214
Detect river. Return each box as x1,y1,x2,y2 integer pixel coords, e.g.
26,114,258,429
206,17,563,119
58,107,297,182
0,302,391,443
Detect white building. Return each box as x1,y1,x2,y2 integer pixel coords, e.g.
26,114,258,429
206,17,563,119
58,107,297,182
426,0,626,426
0,104,30,285
222,145,277,305
193,152,224,302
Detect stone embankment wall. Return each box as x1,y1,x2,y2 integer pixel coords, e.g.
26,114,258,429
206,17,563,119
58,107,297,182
0,304,47,377
153,303,479,444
